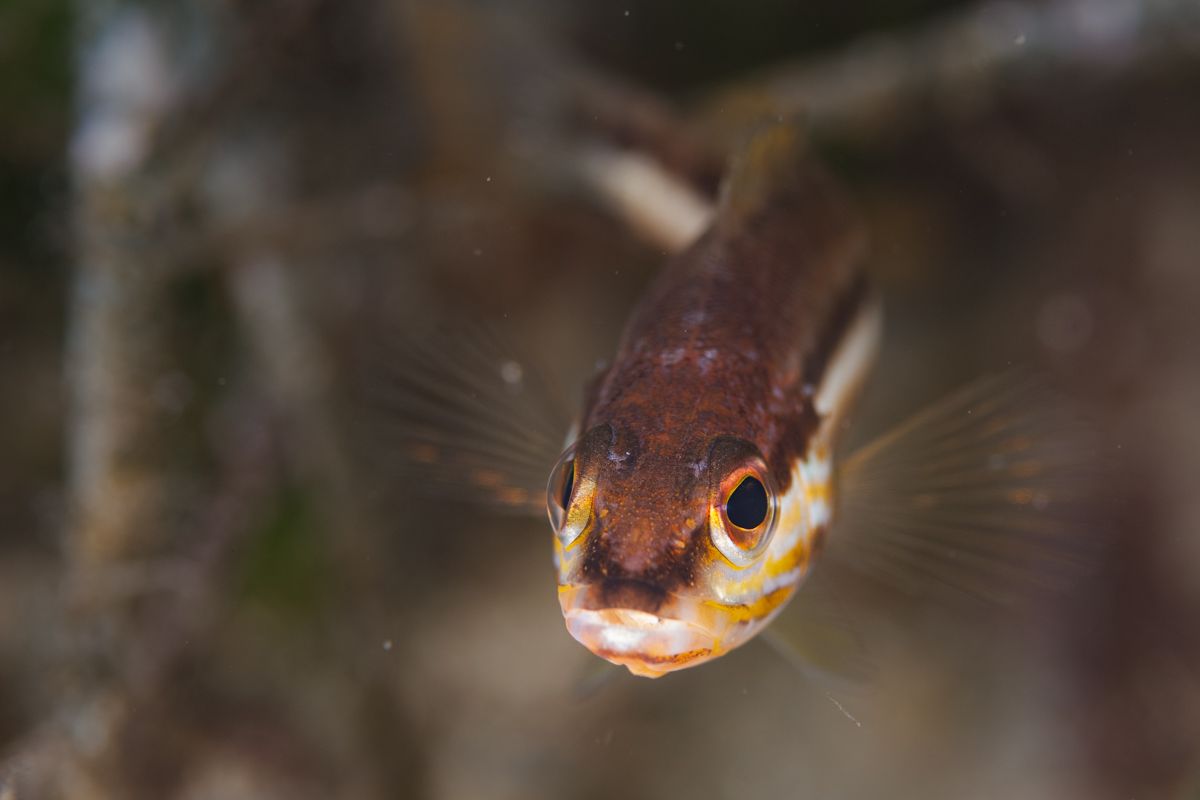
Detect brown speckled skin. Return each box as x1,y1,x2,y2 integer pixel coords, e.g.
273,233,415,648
571,162,867,606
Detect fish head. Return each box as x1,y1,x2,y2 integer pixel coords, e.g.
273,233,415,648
548,423,808,677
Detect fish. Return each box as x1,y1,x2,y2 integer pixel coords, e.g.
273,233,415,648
367,120,1101,682
547,123,881,677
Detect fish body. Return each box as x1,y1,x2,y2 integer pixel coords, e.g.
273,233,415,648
548,126,882,677
377,125,1094,681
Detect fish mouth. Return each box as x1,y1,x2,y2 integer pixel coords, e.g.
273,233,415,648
559,589,721,677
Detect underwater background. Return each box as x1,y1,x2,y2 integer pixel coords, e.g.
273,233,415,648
1,0,1199,797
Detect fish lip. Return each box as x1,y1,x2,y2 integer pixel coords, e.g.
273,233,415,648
560,593,720,677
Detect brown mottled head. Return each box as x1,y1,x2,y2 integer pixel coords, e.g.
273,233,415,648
549,418,786,676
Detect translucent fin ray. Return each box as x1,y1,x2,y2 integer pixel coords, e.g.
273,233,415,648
354,319,572,518
832,371,1106,606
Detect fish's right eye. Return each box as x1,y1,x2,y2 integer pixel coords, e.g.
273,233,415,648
546,451,577,535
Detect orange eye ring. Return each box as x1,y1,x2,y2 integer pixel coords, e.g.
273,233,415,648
711,465,778,567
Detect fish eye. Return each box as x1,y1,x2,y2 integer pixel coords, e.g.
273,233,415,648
560,461,575,509
546,450,578,537
725,475,768,530
710,464,778,567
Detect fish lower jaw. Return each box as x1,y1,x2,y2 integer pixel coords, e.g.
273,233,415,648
563,607,719,678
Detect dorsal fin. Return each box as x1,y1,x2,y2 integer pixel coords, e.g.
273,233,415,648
716,117,811,233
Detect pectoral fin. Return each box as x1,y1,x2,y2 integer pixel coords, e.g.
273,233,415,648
831,372,1107,606
355,320,571,517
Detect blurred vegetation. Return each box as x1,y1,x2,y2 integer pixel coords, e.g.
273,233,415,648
0,0,70,560
0,0,69,261
237,487,332,618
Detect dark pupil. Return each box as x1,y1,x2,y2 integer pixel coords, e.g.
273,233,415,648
726,476,768,529
560,461,575,509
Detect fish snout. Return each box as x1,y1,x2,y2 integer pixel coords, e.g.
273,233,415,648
589,578,667,613
558,584,719,677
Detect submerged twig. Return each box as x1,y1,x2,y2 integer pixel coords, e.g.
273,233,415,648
699,0,1200,143
50,2,276,796
67,3,185,574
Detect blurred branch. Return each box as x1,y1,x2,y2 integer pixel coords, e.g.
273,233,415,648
380,0,1200,258
698,0,1200,144
5,399,278,797
226,256,357,527
48,1,268,796
66,3,197,579
141,0,326,174
554,0,1200,249
219,212,391,624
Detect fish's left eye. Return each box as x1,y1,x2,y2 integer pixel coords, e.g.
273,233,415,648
726,475,768,530
710,466,778,567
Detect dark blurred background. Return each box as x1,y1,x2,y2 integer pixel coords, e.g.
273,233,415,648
1,0,1199,797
